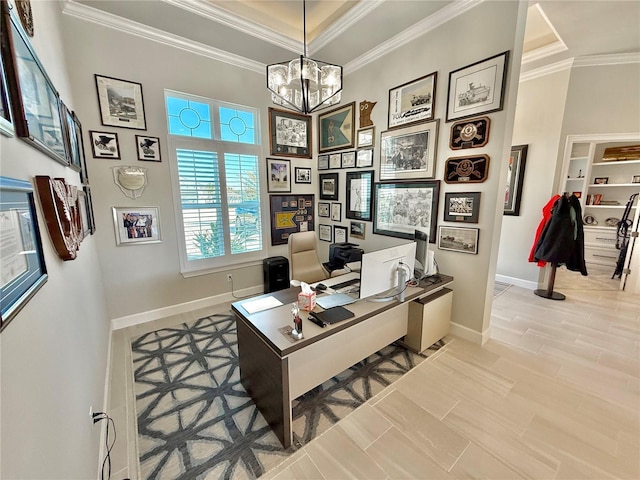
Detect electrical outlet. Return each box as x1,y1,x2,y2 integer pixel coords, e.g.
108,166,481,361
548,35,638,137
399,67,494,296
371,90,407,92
227,274,233,283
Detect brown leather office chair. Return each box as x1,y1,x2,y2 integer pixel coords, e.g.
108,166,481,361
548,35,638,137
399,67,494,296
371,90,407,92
287,231,330,284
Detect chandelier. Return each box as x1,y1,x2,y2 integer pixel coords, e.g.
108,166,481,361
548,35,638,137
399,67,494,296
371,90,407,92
266,0,343,114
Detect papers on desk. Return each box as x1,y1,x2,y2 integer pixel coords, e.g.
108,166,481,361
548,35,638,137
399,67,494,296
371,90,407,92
242,296,283,314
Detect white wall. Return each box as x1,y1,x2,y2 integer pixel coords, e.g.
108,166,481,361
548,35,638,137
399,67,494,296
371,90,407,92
0,2,110,479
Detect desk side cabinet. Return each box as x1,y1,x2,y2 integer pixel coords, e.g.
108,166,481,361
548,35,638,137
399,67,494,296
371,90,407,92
405,288,453,352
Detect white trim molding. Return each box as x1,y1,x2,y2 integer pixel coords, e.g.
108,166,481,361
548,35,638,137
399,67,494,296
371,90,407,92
520,57,573,82
573,52,640,67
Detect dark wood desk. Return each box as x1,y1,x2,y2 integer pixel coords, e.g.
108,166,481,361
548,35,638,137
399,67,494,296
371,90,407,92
231,275,453,447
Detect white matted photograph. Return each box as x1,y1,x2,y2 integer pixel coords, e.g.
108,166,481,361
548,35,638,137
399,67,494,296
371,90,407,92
329,153,342,169
136,135,161,161
334,225,348,243
331,202,342,221
437,225,478,254
319,224,332,242
112,206,161,245
266,158,291,192
89,130,120,159
341,151,356,168
357,148,373,168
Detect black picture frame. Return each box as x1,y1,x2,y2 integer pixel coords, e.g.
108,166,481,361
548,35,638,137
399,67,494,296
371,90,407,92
95,74,147,130
89,130,120,159
0,176,48,332
319,224,332,242
504,145,527,215
331,202,342,221
268,107,312,158
334,225,348,243
388,71,437,129
444,192,481,223
319,172,339,201
437,225,479,255
269,194,315,246
318,202,330,217
318,102,355,153
136,135,161,162
318,154,329,170
72,112,89,184
446,51,510,122
83,185,96,234
0,35,13,137
60,101,82,172
294,167,312,184
1,4,68,165
373,180,440,241
345,170,373,221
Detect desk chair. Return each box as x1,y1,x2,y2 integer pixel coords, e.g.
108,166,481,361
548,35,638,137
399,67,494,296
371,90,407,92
288,231,346,284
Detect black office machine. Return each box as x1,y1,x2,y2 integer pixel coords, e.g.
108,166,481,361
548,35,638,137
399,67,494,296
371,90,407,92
327,242,363,270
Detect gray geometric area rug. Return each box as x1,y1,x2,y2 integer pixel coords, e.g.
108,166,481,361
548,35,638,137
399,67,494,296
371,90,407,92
131,312,444,479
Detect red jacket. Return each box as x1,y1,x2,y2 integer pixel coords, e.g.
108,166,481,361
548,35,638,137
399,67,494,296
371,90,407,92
529,194,561,266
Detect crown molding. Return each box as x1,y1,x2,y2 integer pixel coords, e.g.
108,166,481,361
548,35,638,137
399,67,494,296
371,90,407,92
61,0,264,73
522,42,568,65
162,0,301,54
573,52,640,67
345,0,483,75
520,58,574,82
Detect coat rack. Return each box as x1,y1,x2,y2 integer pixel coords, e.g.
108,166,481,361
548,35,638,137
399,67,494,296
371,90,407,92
534,263,566,300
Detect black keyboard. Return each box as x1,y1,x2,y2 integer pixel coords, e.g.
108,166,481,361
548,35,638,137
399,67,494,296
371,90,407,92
331,278,360,290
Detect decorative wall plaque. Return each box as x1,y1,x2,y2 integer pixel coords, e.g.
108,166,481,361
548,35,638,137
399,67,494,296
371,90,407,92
444,155,490,184
113,166,148,199
450,116,490,149
359,100,376,128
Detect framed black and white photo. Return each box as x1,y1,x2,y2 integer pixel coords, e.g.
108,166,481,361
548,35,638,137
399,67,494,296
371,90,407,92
266,158,291,193
60,103,82,172
444,192,481,223
437,225,479,255
374,180,440,241
388,71,437,129
112,206,161,245
329,153,341,169
268,107,311,158
318,202,330,217
346,170,373,221
95,74,146,130
72,112,89,184
89,130,120,159
334,225,348,243
295,167,311,184
136,135,161,162
0,177,48,331
2,8,67,164
0,41,13,137
446,51,509,122
350,221,366,240
357,127,374,148
331,202,342,221
319,172,339,201
341,151,356,168
504,145,527,215
357,148,373,168
379,120,438,180
318,102,355,153
318,154,329,170
319,224,332,242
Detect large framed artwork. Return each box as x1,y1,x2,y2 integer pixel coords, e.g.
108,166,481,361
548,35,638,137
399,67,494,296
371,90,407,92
319,172,339,201
444,191,481,223
318,102,355,153
437,225,479,255
266,158,291,193
504,144,528,216
0,176,48,332
1,4,68,165
268,107,311,158
95,74,147,130
374,180,440,241
379,120,438,180
345,170,373,221
388,71,437,129
112,207,161,245
446,51,509,122
269,194,315,246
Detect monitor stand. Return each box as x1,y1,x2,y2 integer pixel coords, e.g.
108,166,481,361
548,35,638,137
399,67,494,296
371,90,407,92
366,266,408,303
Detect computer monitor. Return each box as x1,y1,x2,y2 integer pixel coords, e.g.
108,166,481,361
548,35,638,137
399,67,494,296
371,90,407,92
414,229,429,279
359,242,416,302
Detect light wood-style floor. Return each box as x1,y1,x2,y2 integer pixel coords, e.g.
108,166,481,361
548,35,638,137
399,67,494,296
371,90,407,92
110,274,640,480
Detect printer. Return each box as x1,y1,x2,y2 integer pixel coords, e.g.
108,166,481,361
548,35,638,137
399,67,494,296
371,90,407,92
327,242,363,270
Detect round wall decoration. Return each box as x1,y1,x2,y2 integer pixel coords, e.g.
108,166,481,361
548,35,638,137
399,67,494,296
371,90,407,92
15,0,34,37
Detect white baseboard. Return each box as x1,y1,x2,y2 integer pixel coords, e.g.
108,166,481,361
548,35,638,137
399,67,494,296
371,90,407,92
495,274,537,290
111,285,264,330
449,321,490,345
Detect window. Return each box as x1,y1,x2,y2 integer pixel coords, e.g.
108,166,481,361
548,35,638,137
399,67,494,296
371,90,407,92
165,91,263,274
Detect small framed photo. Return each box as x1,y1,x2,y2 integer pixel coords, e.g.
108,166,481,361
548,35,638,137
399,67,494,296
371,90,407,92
334,225,348,243
350,221,366,240
268,107,312,158
318,102,355,153
632,175,640,184
379,120,439,180
295,167,312,184
318,202,330,217
136,135,161,162
266,158,291,192
329,153,342,169
388,71,437,128
594,177,609,185
319,172,339,201
341,151,356,168
89,131,120,159
446,51,509,122
319,224,332,242
357,148,373,168
346,170,373,221
112,207,161,245
331,202,342,221
318,154,329,170
444,192,481,223
438,225,479,255
357,127,375,148
95,74,146,130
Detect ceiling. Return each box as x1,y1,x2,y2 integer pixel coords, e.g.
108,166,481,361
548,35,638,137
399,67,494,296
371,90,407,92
67,0,640,75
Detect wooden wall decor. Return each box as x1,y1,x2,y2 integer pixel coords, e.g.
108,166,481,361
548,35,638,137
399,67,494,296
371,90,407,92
444,155,490,184
34,176,82,260
359,100,376,128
